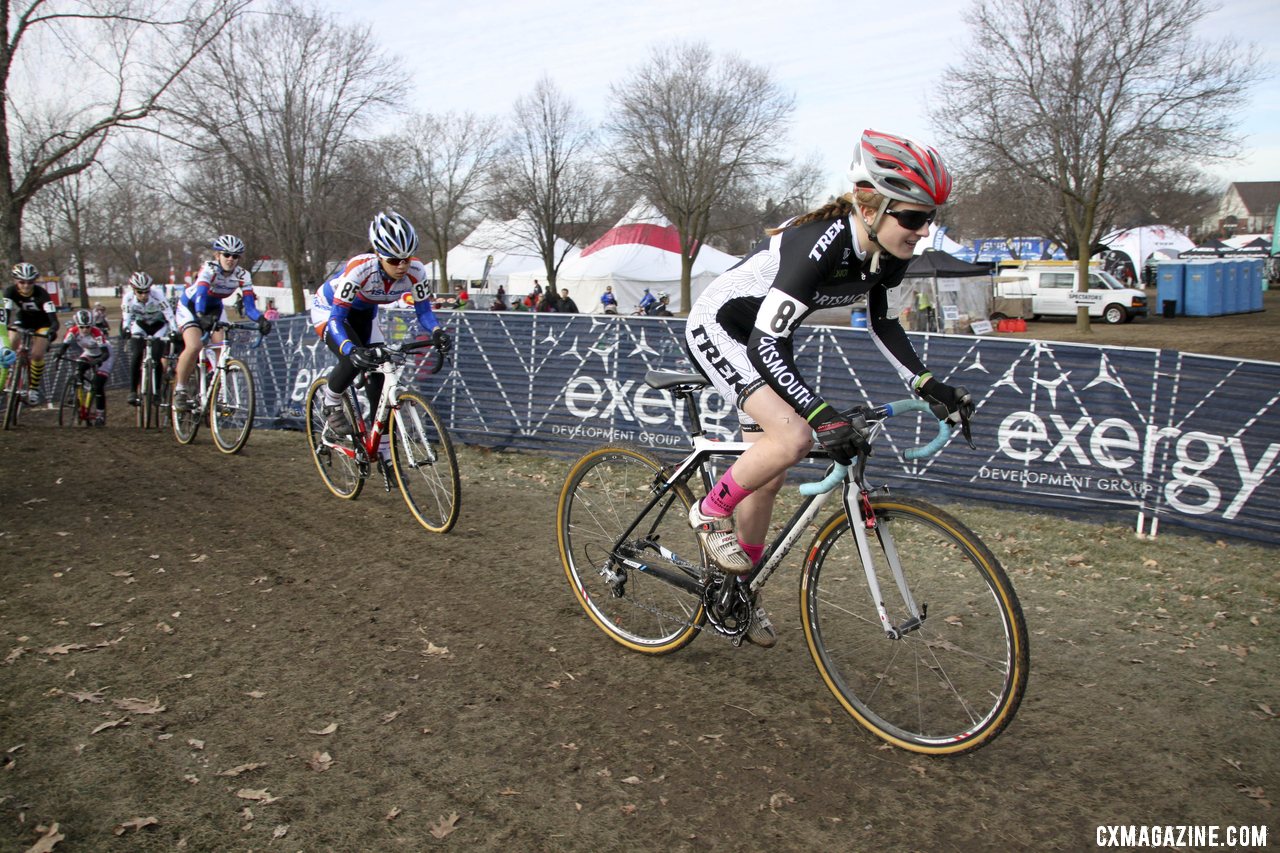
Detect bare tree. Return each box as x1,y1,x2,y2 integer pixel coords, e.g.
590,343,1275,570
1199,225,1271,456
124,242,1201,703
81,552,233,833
383,112,502,292
163,0,405,307
932,0,1260,331
492,77,612,289
605,42,794,307
0,0,250,272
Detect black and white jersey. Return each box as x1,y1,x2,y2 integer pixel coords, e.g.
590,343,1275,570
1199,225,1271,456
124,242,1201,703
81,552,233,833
686,215,926,422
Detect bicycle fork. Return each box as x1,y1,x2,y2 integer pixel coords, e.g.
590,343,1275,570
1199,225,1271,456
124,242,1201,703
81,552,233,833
843,484,926,640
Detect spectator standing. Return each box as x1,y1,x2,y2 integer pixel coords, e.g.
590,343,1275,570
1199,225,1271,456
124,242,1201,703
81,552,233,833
264,299,280,322
600,285,618,314
557,288,580,313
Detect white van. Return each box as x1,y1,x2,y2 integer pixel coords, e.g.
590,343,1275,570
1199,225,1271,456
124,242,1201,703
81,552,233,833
994,261,1148,324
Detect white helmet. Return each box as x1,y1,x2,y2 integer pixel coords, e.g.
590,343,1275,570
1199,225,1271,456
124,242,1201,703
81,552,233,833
211,234,246,255
11,262,38,281
368,210,419,259
129,271,154,292
847,129,952,207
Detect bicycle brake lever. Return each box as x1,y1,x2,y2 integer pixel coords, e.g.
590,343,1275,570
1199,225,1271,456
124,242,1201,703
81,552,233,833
960,408,976,449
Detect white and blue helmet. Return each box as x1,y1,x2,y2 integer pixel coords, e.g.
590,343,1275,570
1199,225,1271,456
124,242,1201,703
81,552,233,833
11,262,38,281
368,210,419,260
211,234,246,255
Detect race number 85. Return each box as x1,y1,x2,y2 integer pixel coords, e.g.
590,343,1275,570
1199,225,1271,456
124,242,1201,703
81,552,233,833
756,291,805,336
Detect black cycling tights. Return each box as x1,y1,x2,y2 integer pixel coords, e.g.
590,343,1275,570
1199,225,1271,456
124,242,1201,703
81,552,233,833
323,318,384,419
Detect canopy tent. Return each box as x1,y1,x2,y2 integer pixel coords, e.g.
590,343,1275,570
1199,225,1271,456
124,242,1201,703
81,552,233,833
426,216,578,293
890,249,995,333
914,225,966,257
506,200,740,313
1099,225,1195,277
1180,237,1230,257
1225,235,1274,256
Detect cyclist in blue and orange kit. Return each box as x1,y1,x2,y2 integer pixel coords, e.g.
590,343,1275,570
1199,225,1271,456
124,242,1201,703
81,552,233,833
310,211,452,455
172,235,272,411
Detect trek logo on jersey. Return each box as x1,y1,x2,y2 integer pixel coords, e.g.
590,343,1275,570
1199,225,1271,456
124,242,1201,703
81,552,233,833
808,218,846,262
755,336,815,410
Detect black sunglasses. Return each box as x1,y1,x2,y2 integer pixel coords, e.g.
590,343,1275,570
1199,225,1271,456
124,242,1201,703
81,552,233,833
221,252,242,259
883,208,936,230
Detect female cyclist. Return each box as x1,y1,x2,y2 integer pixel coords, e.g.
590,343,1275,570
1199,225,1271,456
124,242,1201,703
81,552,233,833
121,271,177,406
172,235,272,411
683,129,972,647
310,211,451,454
55,308,114,425
2,262,60,404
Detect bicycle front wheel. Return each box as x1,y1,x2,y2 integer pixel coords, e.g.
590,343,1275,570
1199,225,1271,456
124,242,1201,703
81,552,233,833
57,376,76,427
800,497,1028,755
210,359,255,454
556,444,706,654
136,367,151,429
3,362,26,430
171,383,201,445
389,392,460,533
303,378,363,500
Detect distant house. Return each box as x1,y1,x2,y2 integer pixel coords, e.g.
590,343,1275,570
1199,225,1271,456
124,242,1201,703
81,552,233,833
1205,181,1280,237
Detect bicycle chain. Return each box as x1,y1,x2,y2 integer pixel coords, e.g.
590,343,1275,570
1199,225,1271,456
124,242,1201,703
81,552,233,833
604,563,750,647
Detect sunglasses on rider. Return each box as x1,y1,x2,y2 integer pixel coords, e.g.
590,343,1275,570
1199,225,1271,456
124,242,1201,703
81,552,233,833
383,256,412,267
883,208,936,231
221,252,242,259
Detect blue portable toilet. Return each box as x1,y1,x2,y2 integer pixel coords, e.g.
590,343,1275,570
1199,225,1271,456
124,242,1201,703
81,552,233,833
1222,261,1240,314
1155,262,1185,317
1248,259,1265,310
1183,261,1214,316
850,308,868,329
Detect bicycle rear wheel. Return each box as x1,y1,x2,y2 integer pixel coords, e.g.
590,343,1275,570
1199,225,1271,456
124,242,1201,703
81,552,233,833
210,358,255,454
556,444,706,654
389,392,460,533
136,365,151,429
303,378,364,500
800,497,1028,755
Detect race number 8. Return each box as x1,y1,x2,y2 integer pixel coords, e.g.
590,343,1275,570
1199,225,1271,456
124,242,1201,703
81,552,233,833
335,281,358,304
413,281,431,302
770,301,798,333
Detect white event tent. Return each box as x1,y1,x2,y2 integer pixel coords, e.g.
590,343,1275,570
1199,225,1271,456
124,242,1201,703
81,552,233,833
427,216,577,293
1099,225,1195,275
507,201,740,313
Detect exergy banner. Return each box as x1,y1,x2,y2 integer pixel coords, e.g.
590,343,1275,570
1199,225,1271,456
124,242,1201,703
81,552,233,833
248,313,1280,545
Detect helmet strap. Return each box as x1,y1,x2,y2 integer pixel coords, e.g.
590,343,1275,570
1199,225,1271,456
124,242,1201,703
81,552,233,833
862,197,891,273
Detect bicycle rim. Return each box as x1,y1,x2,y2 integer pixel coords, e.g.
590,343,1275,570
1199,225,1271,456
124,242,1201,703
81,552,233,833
210,359,255,454
57,376,76,428
389,392,460,533
800,498,1028,754
3,363,25,429
556,444,705,654
304,378,363,500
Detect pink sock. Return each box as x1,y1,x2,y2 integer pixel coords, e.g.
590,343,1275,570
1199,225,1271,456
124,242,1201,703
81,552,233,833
739,540,765,566
700,466,753,517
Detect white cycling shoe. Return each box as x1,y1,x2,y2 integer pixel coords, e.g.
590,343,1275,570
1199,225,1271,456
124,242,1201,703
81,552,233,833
688,501,753,575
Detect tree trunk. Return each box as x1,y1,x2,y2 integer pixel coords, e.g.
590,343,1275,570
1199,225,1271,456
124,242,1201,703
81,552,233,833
680,253,694,314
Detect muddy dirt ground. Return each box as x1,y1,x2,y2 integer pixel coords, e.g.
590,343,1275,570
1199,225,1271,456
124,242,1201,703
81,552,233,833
1,296,1277,851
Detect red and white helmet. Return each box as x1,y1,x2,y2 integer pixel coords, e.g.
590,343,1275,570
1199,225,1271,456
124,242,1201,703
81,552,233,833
847,129,952,207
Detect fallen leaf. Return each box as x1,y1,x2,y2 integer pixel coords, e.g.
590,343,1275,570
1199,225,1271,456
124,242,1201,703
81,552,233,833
26,822,64,852
423,642,450,657
429,811,460,839
112,697,165,715
235,788,280,804
110,571,133,578
91,718,130,734
385,807,402,821
308,751,333,772
272,825,289,839
380,710,402,724
1257,703,1276,718
190,554,208,563
4,647,25,664
67,690,106,704
308,723,338,736
187,739,205,750
497,788,521,796
157,623,175,635
245,690,267,699
768,791,796,811
112,816,158,836
216,763,267,777
620,776,642,785
620,803,638,815
39,644,90,656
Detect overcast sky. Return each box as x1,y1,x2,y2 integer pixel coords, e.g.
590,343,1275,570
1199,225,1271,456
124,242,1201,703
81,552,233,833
311,0,1279,197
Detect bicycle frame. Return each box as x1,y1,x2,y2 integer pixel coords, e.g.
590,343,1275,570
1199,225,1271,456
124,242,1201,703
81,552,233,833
616,378,949,642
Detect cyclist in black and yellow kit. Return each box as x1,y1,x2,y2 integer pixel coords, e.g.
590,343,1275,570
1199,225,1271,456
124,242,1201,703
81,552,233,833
683,129,973,647
2,263,59,404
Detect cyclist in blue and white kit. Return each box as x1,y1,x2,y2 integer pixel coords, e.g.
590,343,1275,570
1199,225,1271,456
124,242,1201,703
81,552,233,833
172,235,272,411
684,129,973,647
122,271,177,406
310,210,452,442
